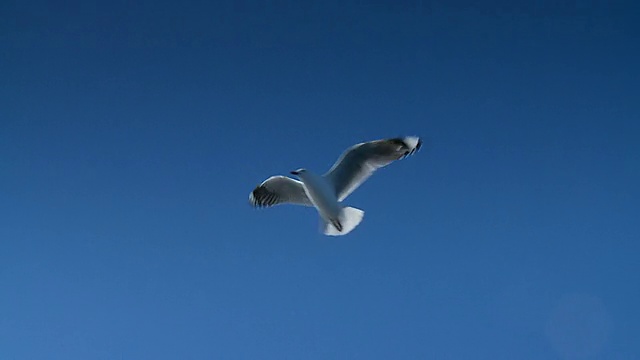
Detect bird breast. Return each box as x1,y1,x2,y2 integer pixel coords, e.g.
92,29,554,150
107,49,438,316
299,172,341,218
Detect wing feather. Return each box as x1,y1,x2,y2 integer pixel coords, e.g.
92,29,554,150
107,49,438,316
249,176,313,208
323,136,422,201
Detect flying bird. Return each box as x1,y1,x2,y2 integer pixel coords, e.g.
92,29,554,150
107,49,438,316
249,136,422,236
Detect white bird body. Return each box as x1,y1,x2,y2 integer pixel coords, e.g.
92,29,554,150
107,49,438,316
295,170,341,221
249,136,422,236
291,169,365,235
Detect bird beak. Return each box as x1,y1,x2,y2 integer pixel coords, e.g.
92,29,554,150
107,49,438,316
290,170,299,175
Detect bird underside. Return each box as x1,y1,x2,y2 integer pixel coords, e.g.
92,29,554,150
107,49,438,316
330,218,343,232
320,206,365,236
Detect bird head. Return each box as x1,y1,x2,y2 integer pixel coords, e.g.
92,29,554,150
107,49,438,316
290,168,306,176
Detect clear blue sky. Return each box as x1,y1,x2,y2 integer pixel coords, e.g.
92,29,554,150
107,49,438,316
2,1,639,359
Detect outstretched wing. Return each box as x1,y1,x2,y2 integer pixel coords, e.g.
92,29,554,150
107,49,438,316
323,136,422,201
249,176,313,208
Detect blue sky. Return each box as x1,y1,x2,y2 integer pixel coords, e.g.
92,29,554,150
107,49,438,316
1,0,639,359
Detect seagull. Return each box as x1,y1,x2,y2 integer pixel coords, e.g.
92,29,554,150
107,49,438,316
249,136,422,236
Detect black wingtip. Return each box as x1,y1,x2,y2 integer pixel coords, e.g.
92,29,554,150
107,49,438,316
249,185,263,208
249,185,279,208
396,136,422,158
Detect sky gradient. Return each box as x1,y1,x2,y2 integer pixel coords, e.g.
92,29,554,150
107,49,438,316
2,1,639,359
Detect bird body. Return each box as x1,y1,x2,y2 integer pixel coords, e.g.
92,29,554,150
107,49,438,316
249,136,422,236
294,170,341,221
291,169,365,235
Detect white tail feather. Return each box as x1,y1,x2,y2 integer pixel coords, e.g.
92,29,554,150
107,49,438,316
321,206,365,236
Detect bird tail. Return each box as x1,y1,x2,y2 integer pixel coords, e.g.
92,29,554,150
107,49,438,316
321,206,365,236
